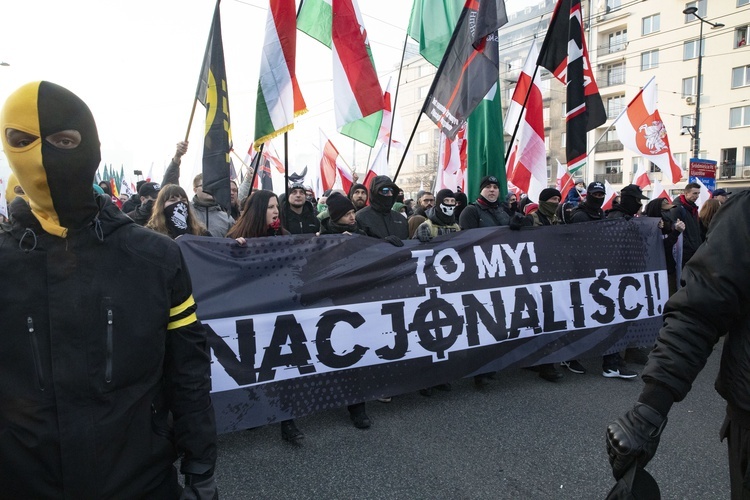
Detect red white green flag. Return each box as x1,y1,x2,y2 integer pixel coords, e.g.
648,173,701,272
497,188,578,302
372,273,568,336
253,0,307,150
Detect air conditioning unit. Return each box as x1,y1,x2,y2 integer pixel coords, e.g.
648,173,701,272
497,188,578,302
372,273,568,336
743,170,750,179
685,96,695,105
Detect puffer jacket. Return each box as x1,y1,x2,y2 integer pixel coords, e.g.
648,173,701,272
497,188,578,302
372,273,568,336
0,196,216,498
638,190,750,422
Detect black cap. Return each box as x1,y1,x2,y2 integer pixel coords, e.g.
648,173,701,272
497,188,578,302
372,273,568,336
138,182,161,199
587,181,606,194
713,188,731,197
480,175,500,191
620,184,649,200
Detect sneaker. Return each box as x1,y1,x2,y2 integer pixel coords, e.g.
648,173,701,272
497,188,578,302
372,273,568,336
280,420,305,442
561,360,587,374
602,367,638,379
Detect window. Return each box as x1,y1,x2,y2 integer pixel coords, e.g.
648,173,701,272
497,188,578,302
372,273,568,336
418,86,429,99
417,153,428,166
607,0,621,8
561,132,566,147
673,153,689,170
642,14,660,35
607,95,625,119
681,76,703,97
684,0,706,22
732,66,750,88
561,102,566,117
632,157,641,174
608,29,627,54
641,50,659,70
607,62,625,86
648,161,659,173
545,136,550,151
543,107,550,125
730,106,750,128
418,131,429,144
605,159,622,174
736,27,749,48
683,39,704,60
419,64,434,77
604,129,619,143
681,114,701,133
740,0,750,6
744,147,750,167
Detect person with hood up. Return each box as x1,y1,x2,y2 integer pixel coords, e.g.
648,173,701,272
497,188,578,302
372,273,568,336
501,191,520,218
414,188,461,242
0,81,217,498
606,184,648,220
355,175,408,246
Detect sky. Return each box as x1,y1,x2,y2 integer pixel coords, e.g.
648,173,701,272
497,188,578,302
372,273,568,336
0,0,415,191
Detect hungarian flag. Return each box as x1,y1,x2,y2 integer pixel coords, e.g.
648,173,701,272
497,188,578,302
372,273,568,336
632,158,652,189
504,40,547,202
650,179,672,202
363,143,389,192
298,0,384,147
196,0,233,212
423,0,508,140
615,77,683,185
435,127,467,193
556,159,575,201
602,180,617,211
253,0,307,150
538,0,606,171
407,0,463,67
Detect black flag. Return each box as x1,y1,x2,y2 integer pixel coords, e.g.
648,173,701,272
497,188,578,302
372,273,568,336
538,0,606,170
196,0,232,212
423,0,508,140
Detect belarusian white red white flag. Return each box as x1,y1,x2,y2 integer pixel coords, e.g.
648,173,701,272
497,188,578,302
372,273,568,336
694,178,711,210
378,76,405,150
435,127,467,193
632,158,651,189
650,179,672,202
602,180,617,211
319,129,342,192
504,40,547,201
337,163,354,194
615,77,683,184
363,143,389,192
555,159,574,201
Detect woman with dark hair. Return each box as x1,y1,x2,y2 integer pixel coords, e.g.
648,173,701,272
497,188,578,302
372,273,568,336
146,184,207,238
227,190,304,443
643,197,685,296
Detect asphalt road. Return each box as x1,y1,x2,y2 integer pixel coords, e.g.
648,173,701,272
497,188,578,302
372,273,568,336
214,340,729,499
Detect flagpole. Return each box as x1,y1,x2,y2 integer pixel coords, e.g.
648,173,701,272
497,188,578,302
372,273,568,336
185,98,198,141
284,134,289,197
247,142,265,199
585,76,656,158
388,32,410,162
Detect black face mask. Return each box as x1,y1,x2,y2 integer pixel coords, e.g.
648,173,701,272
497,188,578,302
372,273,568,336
620,196,642,216
164,201,189,238
587,195,604,209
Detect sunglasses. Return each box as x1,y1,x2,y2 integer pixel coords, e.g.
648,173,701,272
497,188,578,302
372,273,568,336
379,187,394,195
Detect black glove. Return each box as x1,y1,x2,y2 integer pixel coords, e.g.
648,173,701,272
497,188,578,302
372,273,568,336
606,403,667,480
181,473,219,500
509,213,526,230
415,224,432,242
383,235,404,247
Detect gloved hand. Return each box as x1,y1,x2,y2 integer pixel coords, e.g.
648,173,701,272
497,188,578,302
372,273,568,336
415,224,432,242
606,403,667,480
509,213,525,230
181,473,219,500
383,235,404,247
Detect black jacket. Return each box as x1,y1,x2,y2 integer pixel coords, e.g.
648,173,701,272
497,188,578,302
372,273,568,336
280,194,320,234
458,200,510,229
355,176,408,240
569,201,605,223
639,191,750,423
0,196,216,498
126,198,154,226
669,195,702,265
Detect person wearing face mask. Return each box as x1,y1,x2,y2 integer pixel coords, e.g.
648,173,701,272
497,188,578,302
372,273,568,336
606,184,649,220
355,175,408,246
414,189,461,242
459,175,511,229
126,181,161,225
146,184,208,239
0,81,217,498
569,181,607,223
509,188,562,230
501,192,520,218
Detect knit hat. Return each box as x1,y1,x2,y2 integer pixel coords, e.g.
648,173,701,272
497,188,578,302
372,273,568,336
538,188,562,202
326,192,355,222
479,175,500,191
435,188,455,206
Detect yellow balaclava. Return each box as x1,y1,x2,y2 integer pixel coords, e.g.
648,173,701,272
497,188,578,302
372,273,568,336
1,81,101,237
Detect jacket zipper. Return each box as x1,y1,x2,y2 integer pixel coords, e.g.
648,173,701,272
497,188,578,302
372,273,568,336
27,317,45,391
105,306,113,384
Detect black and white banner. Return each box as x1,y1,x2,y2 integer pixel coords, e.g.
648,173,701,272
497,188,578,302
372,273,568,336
178,218,667,433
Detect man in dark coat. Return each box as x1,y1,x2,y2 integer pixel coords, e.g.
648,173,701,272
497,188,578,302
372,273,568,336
569,181,607,223
668,182,702,266
0,81,217,499
282,182,320,234
355,175,408,245
607,190,750,498
458,175,511,229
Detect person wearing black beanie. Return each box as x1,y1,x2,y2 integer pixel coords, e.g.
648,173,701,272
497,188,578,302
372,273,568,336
413,189,461,243
458,175,511,229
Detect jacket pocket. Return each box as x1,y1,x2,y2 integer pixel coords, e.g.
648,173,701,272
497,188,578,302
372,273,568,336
103,297,114,384
27,316,45,391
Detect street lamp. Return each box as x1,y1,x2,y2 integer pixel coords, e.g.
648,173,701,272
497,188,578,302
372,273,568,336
682,6,724,159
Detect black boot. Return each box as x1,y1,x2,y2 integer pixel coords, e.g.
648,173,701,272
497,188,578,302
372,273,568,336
348,403,371,429
281,419,304,442
538,363,563,382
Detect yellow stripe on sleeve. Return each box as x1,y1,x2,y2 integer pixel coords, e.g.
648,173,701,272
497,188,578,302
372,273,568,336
168,313,198,331
170,295,196,318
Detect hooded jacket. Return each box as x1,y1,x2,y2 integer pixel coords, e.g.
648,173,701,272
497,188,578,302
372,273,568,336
279,193,320,234
191,195,234,237
354,175,408,240
126,198,155,226
0,81,216,498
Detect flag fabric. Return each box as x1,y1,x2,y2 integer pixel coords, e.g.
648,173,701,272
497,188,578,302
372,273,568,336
146,163,153,183
407,0,463,67
0,177,7,219
363,143,390,192
632,158,651,189
504,41,547,202
298,0,384,147
196,0,233,212
538,0,606,171
694,178,711,211
650,179,672,202
337,164,354,194
466,82,506,201
615,77,683,185
378,77,406,150
556,159,575,201
435,127,467,193
120,178,133,197
423,0,508,140
253,0,307,150
602,180,617,211
319,130,342,192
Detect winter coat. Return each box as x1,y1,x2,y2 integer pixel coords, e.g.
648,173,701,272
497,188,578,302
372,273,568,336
355,176,408,240
458,200,510,229
191,196,234,237
0,196,216,498
280,195,320,235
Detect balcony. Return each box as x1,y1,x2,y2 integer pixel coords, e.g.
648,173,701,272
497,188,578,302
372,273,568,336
595,141,624,153
594,172,623,184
